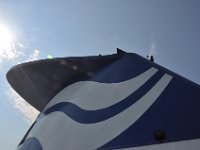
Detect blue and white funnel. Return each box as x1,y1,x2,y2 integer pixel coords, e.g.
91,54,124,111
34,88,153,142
7,50,200,150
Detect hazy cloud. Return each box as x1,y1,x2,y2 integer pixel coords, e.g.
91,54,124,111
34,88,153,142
17,43,27,49
27,49,40,61
149,40,157,57
6,87,39,124
0,44,24,64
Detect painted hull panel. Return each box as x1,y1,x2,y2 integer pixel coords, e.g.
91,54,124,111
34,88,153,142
7,52,200,150
121,139,200,150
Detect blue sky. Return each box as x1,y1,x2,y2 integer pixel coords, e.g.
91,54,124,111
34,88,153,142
0,0,200,149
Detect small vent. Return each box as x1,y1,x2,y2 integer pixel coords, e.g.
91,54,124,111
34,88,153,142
154,129,166,143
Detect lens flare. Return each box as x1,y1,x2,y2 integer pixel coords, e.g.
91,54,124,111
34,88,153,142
0,25,13,50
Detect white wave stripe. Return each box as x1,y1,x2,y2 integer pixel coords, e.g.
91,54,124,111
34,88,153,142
29,74,172,150
44,67,158,111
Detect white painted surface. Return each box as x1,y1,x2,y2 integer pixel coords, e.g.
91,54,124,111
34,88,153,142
44,67,158,111
29,74,172,150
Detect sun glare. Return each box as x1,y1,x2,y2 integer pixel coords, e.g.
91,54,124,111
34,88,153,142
0,25,13,50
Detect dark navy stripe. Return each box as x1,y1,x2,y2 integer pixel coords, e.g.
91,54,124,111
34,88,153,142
18,137,43,150
41,71,164,124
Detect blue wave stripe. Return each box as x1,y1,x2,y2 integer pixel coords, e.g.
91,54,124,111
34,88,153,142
18,137,43,150
99,78,200,149
41,71,164,124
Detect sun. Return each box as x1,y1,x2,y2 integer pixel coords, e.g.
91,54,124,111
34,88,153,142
0,25,14,50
